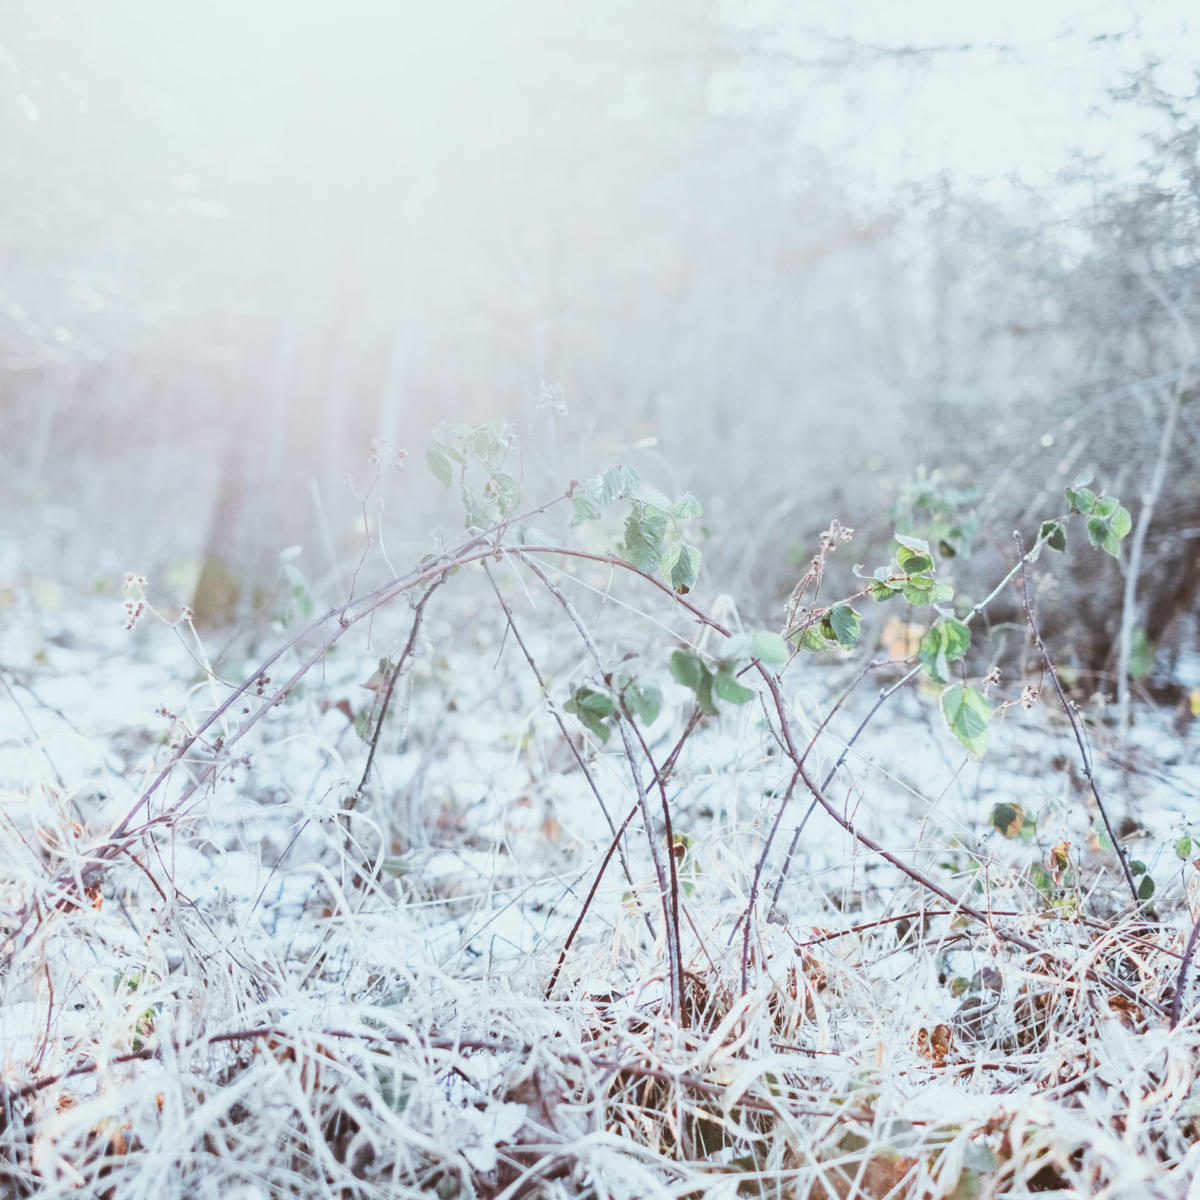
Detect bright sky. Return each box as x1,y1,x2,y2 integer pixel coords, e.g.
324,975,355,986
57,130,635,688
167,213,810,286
714,0,1199,202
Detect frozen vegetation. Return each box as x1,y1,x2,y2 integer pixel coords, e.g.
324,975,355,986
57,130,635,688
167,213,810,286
4,435,1200,1199
4,7,1200,1197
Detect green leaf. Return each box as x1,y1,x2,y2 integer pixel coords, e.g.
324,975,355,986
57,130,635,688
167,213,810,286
902,581,937,606
601,464,640,504
568,705,610,743
902,570,934,591
426,448,454,488
1071,486,1098,514
1138,874,1156,901
564,686,614,744
1111,505,1132,540
669,650,704,691
941,617,971,659
1175,835,1192,860
695,669,719,716
796,626,828,651
662,541,702,594
623,506,667,573
671,492,702,521
570,480,604,526
918,617,971,684
750,630,789,664
827,603,861,648
1039,520,1067,552
572,467,641,525
919,633,949,683
670,650,719,714
896,547,934,574
712,668,754,705
579,689,614,717
621,680,662,726
466,420,513,466
487,472,520,514
940,684,992,757
632,483,672,510
894,533,931,554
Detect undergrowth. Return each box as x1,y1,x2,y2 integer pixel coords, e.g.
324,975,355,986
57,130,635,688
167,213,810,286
2,419,1199,1199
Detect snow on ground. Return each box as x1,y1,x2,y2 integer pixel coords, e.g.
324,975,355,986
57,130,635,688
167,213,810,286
3,550,1200,1197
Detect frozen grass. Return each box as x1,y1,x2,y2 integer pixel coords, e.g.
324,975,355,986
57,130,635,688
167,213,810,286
3,503,1200,1199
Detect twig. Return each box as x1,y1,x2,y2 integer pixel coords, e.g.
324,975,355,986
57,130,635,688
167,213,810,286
1171,914,1200,1029
514,550,684,1024
544,797,642,1000
346,575,445,815
1116,377,1186,736
622,699,686,1011
8,1024,872,1125
0,496,571,968
546,704,705,997
0,664,66,788
741,767,800,992
483,564,641,900
508,543,1156,1010
766,662,919,924
1015,532,1140,907
1118,264,1197,735
759,531,1053,926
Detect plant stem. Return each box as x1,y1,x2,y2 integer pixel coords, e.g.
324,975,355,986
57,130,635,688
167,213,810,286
1015,532,1141,907
515,550,684,1024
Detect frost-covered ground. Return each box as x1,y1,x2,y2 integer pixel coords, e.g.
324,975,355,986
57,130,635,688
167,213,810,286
3,544,1200,1198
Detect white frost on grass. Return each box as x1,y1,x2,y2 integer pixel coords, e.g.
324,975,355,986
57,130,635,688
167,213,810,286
2,571,1199,1197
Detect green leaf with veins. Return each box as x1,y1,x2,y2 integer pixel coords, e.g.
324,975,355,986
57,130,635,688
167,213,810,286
941,684,992,757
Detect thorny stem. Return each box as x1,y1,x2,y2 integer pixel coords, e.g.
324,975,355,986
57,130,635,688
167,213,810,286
514,550,684,1024
1172,916,1200,1029
483,563,645,914
514,543,1156,1013
742,638,1158,1014
622,699,686,1011
3,500,1162,1027
546,704,705,999
332,575,446,897
544,796,642,1000
765,662,920,923
0,496,571,968
741,767,800,993
1014,532,1141,907
347,576,444,815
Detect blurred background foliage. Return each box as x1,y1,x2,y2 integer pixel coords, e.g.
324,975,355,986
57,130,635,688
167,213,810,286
2,1,1197,689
